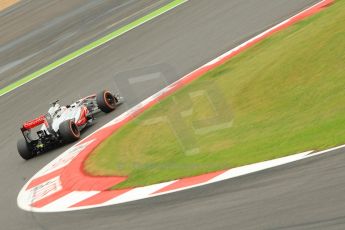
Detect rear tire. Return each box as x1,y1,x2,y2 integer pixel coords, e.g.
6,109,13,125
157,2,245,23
17,138,34,160
59,120,80,143
96,90,116,113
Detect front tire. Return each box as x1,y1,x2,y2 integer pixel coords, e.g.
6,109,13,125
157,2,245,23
17,138,34,160
96,90,116,113
59,120,80,143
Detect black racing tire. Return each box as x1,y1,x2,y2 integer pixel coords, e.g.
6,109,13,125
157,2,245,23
96,90,116,113
17,138,34,160
59,120,80,143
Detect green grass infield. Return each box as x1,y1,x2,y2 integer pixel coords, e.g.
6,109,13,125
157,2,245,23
85,1,345,189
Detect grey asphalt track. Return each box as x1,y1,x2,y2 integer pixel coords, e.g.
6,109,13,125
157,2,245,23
35,148,345,230
0,0,170,87
1,0,344,229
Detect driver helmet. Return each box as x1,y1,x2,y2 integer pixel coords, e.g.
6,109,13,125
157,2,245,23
48,103,61,117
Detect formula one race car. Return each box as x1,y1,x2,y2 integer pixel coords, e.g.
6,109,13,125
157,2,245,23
17,90,123,160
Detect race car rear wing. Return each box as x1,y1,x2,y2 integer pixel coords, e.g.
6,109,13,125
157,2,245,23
21,115,53,144
21,115,47,131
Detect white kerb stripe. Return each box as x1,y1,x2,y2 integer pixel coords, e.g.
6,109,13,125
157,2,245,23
209,151,313,183
104,181,176,205
42,191,100,211
308,144,345,157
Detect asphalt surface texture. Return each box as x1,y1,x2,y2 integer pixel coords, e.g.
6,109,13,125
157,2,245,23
1,0,344,229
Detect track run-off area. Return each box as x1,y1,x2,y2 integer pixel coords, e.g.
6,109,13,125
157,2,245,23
17,0,336,213
1,0,345,229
